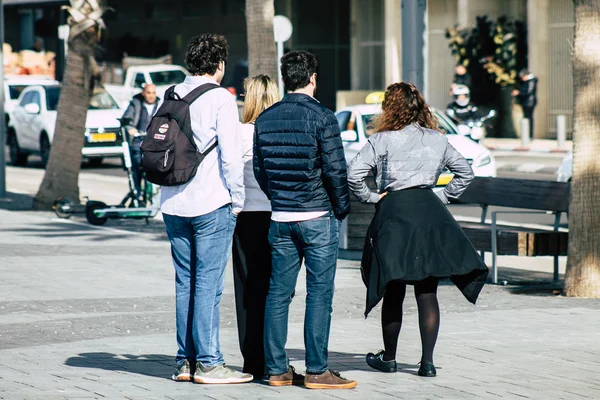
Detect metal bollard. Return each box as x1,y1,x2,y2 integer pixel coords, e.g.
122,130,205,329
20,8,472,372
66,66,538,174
556,115,567,149
520,118,530,147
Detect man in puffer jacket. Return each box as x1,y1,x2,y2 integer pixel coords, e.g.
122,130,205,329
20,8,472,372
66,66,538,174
253,51,354,389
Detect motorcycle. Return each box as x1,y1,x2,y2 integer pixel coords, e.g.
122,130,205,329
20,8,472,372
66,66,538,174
446,109,496,143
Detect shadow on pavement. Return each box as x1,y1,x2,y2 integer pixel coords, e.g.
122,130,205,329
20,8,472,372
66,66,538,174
0,191,35,211
65,350,422,379
65,353,177,380
286,348,420,375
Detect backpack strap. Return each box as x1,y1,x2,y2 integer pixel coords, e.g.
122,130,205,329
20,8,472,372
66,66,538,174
182,83,221,104
198,139,219,162
165,85,179,100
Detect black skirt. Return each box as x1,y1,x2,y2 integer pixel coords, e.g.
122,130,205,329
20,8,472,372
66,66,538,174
361,188,489,316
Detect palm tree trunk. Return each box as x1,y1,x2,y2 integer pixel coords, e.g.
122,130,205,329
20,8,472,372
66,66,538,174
32,49,90,209
564,0,600,298
246,0,278,79
33,0,104,210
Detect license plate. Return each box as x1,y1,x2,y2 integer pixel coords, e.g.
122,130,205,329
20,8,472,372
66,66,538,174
436,173,454,186
90,132,117,143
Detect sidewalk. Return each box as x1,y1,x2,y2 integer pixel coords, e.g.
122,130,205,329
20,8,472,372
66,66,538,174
1,208,599,400
483,138,572,154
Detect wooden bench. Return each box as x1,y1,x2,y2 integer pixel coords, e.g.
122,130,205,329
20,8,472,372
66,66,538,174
340,177,570,284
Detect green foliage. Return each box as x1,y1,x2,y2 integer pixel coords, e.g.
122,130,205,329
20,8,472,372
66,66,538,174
445,15,524,87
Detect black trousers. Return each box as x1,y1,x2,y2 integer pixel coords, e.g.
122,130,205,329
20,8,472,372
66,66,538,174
232,211,272,379
522,106,535,137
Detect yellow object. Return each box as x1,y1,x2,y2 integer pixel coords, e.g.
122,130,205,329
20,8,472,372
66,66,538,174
436,173,454,186
365,91,385,104
90,133,117,143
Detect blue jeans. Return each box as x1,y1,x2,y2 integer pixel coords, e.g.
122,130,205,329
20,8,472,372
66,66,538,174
163,204,236,366
264,211,341,375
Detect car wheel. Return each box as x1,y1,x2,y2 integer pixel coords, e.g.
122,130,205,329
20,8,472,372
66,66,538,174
8,131,28,166
40,133,51,168
88,157,104,167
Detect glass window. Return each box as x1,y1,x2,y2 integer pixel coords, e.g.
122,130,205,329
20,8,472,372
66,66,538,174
336,111,352,132
361,114,376,136
8,85,27,100
45,87,60,111
30,91,41,107
433,110,459,135
149,70,187,86
134,73,146,89
19,92,33,107
89,90,119,110
182,0,209,17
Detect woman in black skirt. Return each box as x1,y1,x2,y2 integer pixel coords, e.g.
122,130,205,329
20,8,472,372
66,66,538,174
347,82,488,377
232,75,279,379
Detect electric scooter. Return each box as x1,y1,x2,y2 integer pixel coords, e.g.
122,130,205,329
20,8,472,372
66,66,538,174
53,118,161,226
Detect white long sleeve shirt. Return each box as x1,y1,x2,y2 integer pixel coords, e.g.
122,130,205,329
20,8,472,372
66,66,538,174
160,76,245,216
240,123,271,212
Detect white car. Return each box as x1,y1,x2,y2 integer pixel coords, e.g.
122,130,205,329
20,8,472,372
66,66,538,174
335,104,497,184
105,64,190,108
8,84,124,167
557,151,572,182
4,76,58,129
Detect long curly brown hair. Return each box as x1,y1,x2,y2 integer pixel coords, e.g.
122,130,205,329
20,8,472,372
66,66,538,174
370,82,440,133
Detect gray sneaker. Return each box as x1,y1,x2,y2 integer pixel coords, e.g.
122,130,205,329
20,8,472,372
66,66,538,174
193,362,253,384
171,360,193,382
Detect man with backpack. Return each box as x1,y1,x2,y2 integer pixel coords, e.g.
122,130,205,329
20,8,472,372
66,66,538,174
144,33,249,384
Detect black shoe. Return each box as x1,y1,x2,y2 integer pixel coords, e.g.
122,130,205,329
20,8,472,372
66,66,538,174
418,362,436,377
366,350,397,373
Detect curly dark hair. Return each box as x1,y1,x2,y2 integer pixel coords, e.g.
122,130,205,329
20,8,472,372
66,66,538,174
371,82,440,133
280,51,318,92
185,34,229,76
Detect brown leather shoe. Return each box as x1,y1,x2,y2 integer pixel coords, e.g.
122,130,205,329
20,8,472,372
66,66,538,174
268,366,305,386
304,369,357,389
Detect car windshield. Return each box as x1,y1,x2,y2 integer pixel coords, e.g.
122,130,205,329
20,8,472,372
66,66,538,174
9,85,28,100
89,90,119,110
361,110,459,136
149,70,187,86
45,86,61,111
44,87,119,111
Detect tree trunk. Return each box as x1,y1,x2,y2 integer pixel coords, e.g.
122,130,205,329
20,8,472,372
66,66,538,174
32,49,91,209
246,0,278,79
564,0,600,298
33,1,103,210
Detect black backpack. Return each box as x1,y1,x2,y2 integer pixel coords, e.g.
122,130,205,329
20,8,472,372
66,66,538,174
140,83,221,186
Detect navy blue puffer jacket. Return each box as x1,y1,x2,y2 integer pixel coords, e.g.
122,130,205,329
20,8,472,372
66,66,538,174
253,93,351,220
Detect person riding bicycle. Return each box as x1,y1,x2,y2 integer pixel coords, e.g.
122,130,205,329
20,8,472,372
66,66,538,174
445,84,480,125
121,84,160,197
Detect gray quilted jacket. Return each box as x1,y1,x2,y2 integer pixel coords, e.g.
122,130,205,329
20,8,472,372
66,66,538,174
347,124,474,204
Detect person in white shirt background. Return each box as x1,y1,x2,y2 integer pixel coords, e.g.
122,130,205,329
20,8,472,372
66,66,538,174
161,33,251,385
232,74,280,381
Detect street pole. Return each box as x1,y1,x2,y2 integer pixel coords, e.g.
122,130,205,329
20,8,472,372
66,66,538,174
401,0,426,91
0,0,6,199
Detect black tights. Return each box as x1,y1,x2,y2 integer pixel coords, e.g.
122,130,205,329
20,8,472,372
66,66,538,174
381,278,440,364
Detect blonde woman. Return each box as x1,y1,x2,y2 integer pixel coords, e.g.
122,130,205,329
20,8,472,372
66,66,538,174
232,74,280,380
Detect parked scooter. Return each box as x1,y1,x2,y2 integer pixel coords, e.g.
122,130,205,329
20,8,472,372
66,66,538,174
53,118,160,225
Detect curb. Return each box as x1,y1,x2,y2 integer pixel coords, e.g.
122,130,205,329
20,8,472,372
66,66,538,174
486,145,570,154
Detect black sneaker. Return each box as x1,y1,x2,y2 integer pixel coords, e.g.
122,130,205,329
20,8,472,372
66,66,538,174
366,350,397,373
418,361,436,377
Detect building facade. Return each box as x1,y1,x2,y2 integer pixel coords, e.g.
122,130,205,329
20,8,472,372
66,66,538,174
4,0,574,137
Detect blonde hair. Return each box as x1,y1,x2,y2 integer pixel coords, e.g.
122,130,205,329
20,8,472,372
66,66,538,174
242,74,280,123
